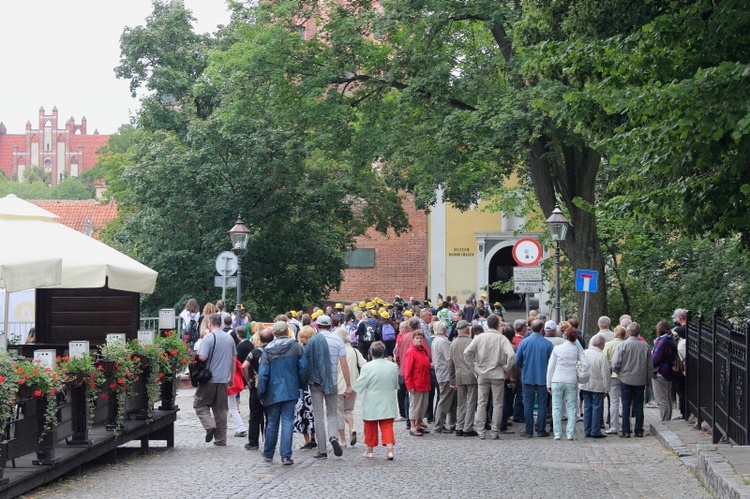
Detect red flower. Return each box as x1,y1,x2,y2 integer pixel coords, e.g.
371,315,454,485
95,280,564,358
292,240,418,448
158,372,164,379
49,389,56,396
32,369,38,375
101,393,110,400
64,355,70,361
183,334,190,340
0,375,3,383
16,368,23,375
109,383,117,389
125,371,131,377
88,381,96,388
33,390,42,398
170,349,178,356
97,364,104,371
56,356,62,362
133,356,140,363
18,378,25,385
181,358,187,364
117,378,125,385
165,330,174,336
135,376,140,381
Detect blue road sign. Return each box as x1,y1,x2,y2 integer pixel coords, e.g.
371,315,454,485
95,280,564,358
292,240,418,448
576,269,598,293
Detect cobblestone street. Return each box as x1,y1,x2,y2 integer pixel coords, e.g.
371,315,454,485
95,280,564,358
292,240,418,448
22,387,709,499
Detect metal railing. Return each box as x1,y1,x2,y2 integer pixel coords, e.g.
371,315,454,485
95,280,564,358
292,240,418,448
139,317,184,332
686,309,750,445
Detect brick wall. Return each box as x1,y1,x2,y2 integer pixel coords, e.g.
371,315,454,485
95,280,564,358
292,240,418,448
328,195,427,302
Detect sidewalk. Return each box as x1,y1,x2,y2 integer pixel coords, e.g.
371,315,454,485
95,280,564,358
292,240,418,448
646,407,750,498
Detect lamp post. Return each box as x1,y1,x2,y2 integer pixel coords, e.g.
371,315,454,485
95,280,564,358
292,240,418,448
228,215,251,329
545,205,569,323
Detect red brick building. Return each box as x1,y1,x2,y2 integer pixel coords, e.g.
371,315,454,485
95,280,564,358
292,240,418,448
328,195,427,303
0,106,109,184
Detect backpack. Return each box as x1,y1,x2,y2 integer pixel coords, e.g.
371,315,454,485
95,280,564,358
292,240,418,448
672,354,683,374
363,321,376,343
349,321,360,346
381,323,396,341
185,317,199,345
437,308,451,327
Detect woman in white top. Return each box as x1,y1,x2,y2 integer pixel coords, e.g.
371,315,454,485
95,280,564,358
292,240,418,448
547,327,590,440
335,327,367,446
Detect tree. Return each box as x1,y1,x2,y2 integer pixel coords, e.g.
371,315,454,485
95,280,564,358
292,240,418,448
529,0,750,244
105,1,408,315
235,0,634,327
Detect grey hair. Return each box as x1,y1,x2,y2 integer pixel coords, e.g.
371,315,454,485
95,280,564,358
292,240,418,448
597,316,611,329
514,319,526,332
626,321,640,337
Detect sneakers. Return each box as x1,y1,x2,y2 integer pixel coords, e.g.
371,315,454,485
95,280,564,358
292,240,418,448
537,431,551,438
213,441,226,446
281,457,294,466
350,431,357,447
313,452,328,459
554,436,561,440
605,429,618,434
300,440,317,450
591,434,607,439
395,416,405,422
330,437,343,457
434,427,450,434
245,444,259,450
234,431,247,438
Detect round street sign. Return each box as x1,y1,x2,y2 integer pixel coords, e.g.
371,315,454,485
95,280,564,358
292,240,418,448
215,251,238,276
512,238,543,267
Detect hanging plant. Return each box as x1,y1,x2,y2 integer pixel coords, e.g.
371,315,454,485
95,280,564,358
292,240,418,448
127,340,167,421
155,330,190,403
15,359,64,442
55,354,104,429
0,351,19,443
98,343,140,436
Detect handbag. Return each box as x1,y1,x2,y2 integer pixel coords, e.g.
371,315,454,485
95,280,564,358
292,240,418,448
189,333,216,387
576,362,591,384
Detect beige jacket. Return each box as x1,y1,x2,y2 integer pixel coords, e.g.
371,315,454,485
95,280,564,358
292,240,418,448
463,329,516,382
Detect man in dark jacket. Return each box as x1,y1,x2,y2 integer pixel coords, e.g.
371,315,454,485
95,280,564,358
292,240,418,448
257,322,306,465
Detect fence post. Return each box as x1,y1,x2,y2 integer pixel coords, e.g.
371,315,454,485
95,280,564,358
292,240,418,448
712,308,720,444
746,319,750,445
697,311,703,429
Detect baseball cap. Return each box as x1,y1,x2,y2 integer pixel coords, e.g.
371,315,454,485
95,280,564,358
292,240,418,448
544,320,557,331
272,321,289,334
456,320,470,330
317,315,332,327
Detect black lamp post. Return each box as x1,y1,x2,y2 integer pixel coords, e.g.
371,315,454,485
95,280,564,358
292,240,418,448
545,205,570,323
228,215,250,328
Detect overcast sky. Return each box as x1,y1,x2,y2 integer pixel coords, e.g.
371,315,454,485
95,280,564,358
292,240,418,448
0,1,230,135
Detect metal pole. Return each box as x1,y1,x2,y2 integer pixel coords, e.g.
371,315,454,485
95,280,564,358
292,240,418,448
235,252,242,329
525,293,530,318
554,240,561,323
581,291,589,345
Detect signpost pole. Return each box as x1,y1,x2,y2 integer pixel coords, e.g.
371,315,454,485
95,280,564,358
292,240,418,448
525,294,531,317
582,291,588,345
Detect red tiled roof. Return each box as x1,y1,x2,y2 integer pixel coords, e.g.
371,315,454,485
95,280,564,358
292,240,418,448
30,199,117,240
68,134,110,170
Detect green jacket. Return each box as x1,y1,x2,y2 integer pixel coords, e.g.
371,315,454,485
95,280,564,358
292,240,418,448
352,358,399,421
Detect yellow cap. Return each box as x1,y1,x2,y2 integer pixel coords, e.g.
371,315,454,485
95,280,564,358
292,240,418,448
290,310,298,318
404,310,413,317
494,302,502,307
481,293,487,298
335,303,344,310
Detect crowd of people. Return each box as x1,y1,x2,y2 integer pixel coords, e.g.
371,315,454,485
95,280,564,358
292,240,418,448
183,295,688,464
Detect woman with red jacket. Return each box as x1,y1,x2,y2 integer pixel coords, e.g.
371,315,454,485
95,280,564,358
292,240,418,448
404,330,432,436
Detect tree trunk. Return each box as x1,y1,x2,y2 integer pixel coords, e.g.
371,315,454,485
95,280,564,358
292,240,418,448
529,136,607,339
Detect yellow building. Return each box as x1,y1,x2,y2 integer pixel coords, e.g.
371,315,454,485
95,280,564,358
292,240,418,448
427,189,549,311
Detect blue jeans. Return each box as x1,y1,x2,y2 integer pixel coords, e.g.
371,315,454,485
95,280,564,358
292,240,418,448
620,382,645,434
582,390,604,436
523,384,548,435
262,399,296,459
513,383,524,421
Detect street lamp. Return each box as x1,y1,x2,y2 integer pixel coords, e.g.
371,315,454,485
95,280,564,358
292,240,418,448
228,215,251,328
545,205,569,323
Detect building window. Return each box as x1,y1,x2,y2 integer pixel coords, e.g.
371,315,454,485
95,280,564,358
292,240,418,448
297,25,306,39
44,158,52,171
345,248,375,268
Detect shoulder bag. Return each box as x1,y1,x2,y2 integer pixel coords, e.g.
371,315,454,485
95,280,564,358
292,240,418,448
190,332,216,387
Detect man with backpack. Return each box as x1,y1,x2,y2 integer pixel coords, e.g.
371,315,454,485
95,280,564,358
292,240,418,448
378,311,397,360
356,310,378,360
